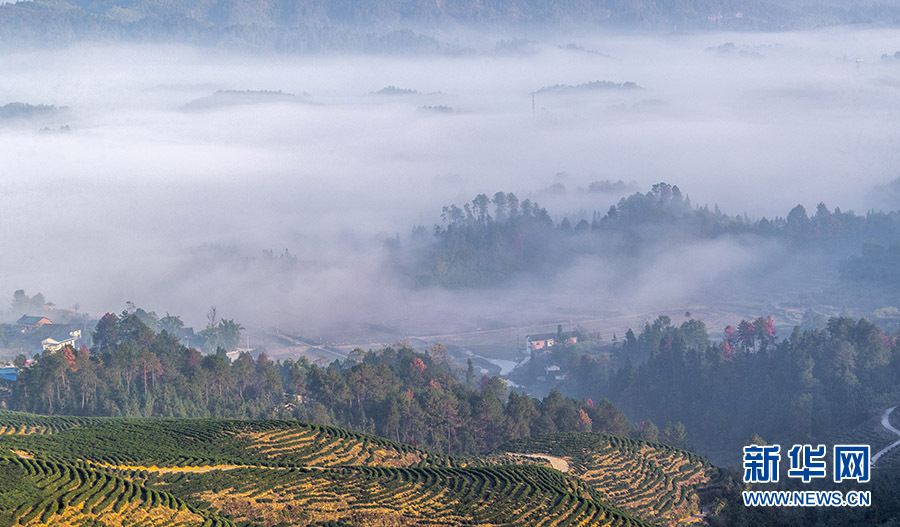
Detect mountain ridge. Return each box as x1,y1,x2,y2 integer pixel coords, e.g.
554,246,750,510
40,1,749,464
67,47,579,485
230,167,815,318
4,0,900,51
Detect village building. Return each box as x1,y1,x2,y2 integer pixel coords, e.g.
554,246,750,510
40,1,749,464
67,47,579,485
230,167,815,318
16,315,52,332
525,332,577,353
40,328,83,352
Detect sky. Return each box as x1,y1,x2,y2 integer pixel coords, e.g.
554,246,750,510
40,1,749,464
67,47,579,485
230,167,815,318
2,27,900,338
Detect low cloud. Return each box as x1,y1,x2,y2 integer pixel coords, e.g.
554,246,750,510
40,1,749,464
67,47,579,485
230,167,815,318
2,29,898,338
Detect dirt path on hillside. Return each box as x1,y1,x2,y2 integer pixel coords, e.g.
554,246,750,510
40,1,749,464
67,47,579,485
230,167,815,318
509,453,569,473
872,406,900,466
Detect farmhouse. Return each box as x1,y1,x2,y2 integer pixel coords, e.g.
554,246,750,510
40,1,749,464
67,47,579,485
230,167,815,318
41,328,83,352
545,364,566,381
16,315,52,332
526,332,577,352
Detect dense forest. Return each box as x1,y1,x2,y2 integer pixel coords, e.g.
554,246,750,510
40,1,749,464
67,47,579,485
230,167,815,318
4,310,678,456
407,192,562,287
406,182,900,289
550,314,900,457
11,302,899,463
839,240,900,298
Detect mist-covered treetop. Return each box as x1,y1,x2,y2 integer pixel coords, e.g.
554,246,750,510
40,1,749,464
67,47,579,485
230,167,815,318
405,182,900,288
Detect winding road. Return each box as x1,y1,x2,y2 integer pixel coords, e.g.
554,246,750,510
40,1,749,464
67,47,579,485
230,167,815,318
872,406,900,466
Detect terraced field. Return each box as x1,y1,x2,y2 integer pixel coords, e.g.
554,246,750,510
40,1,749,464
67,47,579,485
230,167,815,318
0,411,103,435
238,423,465,468
0,454,229,526
0,414,462,470
150,464,647,526
1,412,726,526
499,433,726,525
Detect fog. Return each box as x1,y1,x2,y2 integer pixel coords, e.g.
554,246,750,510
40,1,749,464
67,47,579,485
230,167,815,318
3,27,900,346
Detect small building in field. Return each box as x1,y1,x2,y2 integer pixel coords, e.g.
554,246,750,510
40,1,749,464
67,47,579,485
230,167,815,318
545,364,566,381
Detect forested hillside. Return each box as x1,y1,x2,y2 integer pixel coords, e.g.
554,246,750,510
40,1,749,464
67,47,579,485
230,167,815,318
5,310,658,457
405,183,900,289
546,314,900,461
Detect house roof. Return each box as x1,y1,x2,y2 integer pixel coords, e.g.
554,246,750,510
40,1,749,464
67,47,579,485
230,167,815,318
43,333,77,343
33,324,81,339
17,315,51,325
527,333,558,341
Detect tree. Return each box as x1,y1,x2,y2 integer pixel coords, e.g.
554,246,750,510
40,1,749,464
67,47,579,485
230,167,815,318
576,408,593,432
159,313,184,337
492,192,508,220
206,306,218,328
13,354,27,369
131,308,159,332
92,313,120,352
232,352,256,400
747,434,767,446
662,421,687,448
786,204,811,238
588,399,631,436
71,347,99,410
429,343,448,365
218,319,244,351
138,351,163,394
472,194,490,223
12,290,27,313
737,320,756,350
639,420,659,443
31,292,45,309
504,392,537,439
199,326,222,354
